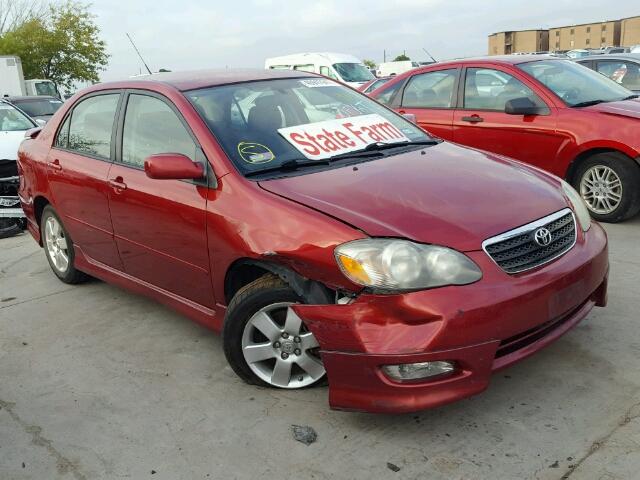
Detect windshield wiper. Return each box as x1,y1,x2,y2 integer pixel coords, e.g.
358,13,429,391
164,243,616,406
621,94,639,101
329,140,440,161
244,158,331,177
571,99,608,108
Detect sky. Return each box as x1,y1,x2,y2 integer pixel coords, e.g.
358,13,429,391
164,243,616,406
90,0,639,81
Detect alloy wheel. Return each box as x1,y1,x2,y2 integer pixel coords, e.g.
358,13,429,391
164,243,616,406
44,215,69,273
579,165,623,215
241,302,325,388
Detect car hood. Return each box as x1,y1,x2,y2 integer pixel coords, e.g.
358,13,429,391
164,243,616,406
0,130,26,161
258,142,570,251
585,98,640,119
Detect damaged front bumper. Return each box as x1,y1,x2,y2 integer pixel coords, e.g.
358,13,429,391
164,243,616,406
292,223,609,413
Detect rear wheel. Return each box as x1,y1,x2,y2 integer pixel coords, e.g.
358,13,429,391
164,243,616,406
223,274,326,389
573,152,640,223
41,206,88,284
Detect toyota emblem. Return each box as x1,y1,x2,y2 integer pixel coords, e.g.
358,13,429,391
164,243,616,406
533,227,552,247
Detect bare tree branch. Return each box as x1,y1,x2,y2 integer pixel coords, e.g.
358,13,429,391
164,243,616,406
0,0,48,36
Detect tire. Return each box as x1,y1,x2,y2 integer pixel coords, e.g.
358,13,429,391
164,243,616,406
223,274,326,389
41,206,88,284
573,152,640,223
0,219,23,239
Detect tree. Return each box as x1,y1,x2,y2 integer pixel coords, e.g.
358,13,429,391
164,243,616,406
362,59,376,69
0,1,108,88
393,54,410,61
0,0,46,35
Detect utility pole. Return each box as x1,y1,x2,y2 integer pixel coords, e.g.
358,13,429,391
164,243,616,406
383,49,386,62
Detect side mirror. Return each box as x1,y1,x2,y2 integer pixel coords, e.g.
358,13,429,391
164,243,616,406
505,97,546,115
401,112,417,124
144,153,205,180
35,118,47,126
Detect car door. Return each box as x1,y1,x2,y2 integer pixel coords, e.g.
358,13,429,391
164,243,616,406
46,91,123,269
108,90,213,307
594,59,640,92
394,68,459,140
452,66,565,173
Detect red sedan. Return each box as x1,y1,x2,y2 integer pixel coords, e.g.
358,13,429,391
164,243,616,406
18,70,608,413
369,55,640,222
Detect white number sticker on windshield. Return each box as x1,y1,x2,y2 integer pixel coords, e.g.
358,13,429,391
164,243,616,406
299,78,336,88
278,114,410,160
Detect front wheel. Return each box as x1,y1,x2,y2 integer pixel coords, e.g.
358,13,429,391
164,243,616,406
574,152,640,223
223,274,326,389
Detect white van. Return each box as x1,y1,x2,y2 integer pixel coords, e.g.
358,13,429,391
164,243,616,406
264,52,374,88
0,56,60,98
376,61,419,78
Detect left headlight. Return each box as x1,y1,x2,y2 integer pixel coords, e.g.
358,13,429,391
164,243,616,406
561,180,591,232
335,239,482,292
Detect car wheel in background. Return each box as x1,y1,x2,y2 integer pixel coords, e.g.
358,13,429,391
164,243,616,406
223,274,326,389
0,219,23,239
574,152,640,223
41,206,88,284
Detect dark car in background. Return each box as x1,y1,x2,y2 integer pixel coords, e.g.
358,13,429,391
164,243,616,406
6,96,64,124
576,53,640,93
369,55,640,222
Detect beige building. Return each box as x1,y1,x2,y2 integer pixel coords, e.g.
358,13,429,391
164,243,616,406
488,30,549,55
621,16,640,46
549,20,621,51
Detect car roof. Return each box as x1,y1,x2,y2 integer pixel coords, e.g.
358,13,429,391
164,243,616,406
94,68,318,92
576,53,640,62
417,54,564,68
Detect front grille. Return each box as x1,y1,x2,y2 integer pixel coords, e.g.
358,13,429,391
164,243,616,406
483,209,576,274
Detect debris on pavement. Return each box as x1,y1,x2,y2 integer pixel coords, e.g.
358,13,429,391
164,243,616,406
291,425,317,445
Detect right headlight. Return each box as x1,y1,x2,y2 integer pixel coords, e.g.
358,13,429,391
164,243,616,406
561,180,591,231
335,239,482,292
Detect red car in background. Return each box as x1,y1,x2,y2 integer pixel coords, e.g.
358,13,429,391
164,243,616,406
18,70,608,413
369,55,640,222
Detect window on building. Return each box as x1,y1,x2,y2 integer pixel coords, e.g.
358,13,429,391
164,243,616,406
555,31,560,37
602,24,607,31
555,41,560,48
570,28,575,35
602,37,606,44
586,39,590,45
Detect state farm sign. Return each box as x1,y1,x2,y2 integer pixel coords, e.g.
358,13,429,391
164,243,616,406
278,114,410,160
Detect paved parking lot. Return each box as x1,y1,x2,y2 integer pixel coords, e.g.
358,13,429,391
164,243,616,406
1,217,639,480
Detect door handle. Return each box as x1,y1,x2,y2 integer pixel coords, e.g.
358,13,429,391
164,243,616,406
462,115,484,124
48,159,62,171
108,177,127,192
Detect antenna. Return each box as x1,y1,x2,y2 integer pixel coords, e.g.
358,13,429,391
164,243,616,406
126,32,153,75
422,48,437,62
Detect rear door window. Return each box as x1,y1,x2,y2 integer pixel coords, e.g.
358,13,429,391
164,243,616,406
66,94,120,159
401,69,458,108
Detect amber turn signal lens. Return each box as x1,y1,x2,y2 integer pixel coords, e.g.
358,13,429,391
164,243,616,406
336,254,371,285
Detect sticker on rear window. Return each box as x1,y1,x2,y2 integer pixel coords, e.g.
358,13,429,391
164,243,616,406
299,78,335,88
237,142,275,164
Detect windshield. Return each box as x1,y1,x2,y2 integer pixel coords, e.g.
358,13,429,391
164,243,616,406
519,60,633,106
34,81,58,97
186,77,431,176
14,98,63,117
0,103,35,131
332,63,374,83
